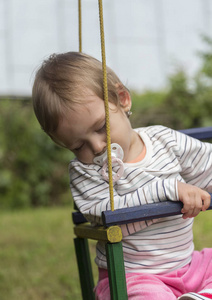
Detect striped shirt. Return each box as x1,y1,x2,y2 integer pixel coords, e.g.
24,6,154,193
69,125,212,274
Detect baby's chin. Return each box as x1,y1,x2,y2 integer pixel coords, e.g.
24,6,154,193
77,158,94,165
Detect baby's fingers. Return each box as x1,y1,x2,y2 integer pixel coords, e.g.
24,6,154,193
201,191,211,211
181,204,201,219
181,194,203,219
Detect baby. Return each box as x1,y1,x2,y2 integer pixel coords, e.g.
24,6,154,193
32,52,212,300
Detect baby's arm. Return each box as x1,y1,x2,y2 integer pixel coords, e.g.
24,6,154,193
177,181,211,219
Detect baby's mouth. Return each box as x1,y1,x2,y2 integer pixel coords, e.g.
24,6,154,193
95,147,107,160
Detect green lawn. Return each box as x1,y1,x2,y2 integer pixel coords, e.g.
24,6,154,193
0,207,98,300
0,207,211,300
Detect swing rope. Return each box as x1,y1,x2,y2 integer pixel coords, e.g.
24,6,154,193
78,0,82,52
98,0,115,211
78,0,115,211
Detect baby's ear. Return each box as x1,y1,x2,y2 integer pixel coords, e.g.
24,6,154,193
116,83,132,112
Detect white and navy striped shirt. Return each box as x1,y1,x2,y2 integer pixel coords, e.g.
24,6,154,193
69,126,212,274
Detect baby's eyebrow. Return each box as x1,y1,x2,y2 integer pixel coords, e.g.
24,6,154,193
93,118,104,130
93,113,105,128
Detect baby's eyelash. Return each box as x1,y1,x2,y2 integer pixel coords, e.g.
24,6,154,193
74,143,84,151
98,123,106,132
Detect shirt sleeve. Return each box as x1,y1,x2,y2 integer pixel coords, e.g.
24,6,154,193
172,129,212,191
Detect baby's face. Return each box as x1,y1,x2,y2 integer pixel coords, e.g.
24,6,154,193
54,90,140,164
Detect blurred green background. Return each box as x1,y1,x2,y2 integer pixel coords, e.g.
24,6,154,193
1,37,212,299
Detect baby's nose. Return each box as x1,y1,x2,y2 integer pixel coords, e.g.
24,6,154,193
91,139,106,156
89,133,107,157
93,144,107,156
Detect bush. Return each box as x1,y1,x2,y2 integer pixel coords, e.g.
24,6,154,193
0,99,74,209
131,36,212,130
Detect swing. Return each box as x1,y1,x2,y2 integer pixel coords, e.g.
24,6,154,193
73,1,212,299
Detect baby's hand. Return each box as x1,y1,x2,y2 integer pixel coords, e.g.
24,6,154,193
177,181,211,219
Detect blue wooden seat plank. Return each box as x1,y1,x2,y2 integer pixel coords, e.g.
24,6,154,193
102,196,212,227
72,211,87,224
179,127,212,140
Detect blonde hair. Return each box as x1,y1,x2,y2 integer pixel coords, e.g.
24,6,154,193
32,52,126,137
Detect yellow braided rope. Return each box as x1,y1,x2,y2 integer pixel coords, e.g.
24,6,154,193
78,0,82,52
98,0,114,211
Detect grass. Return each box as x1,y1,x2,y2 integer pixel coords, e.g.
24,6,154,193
0,207,211,300
193,209,212,250
0,206,98,300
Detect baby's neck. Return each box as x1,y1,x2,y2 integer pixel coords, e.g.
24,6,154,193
126,132,145,163
127,144,146,163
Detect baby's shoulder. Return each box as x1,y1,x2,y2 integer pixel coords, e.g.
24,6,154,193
136,125,173,140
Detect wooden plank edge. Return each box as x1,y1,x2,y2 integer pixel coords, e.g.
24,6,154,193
74,223,122,243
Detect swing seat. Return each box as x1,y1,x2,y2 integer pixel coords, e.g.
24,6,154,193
72,126,212,300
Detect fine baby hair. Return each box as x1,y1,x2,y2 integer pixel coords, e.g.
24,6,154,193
32,51,127,144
